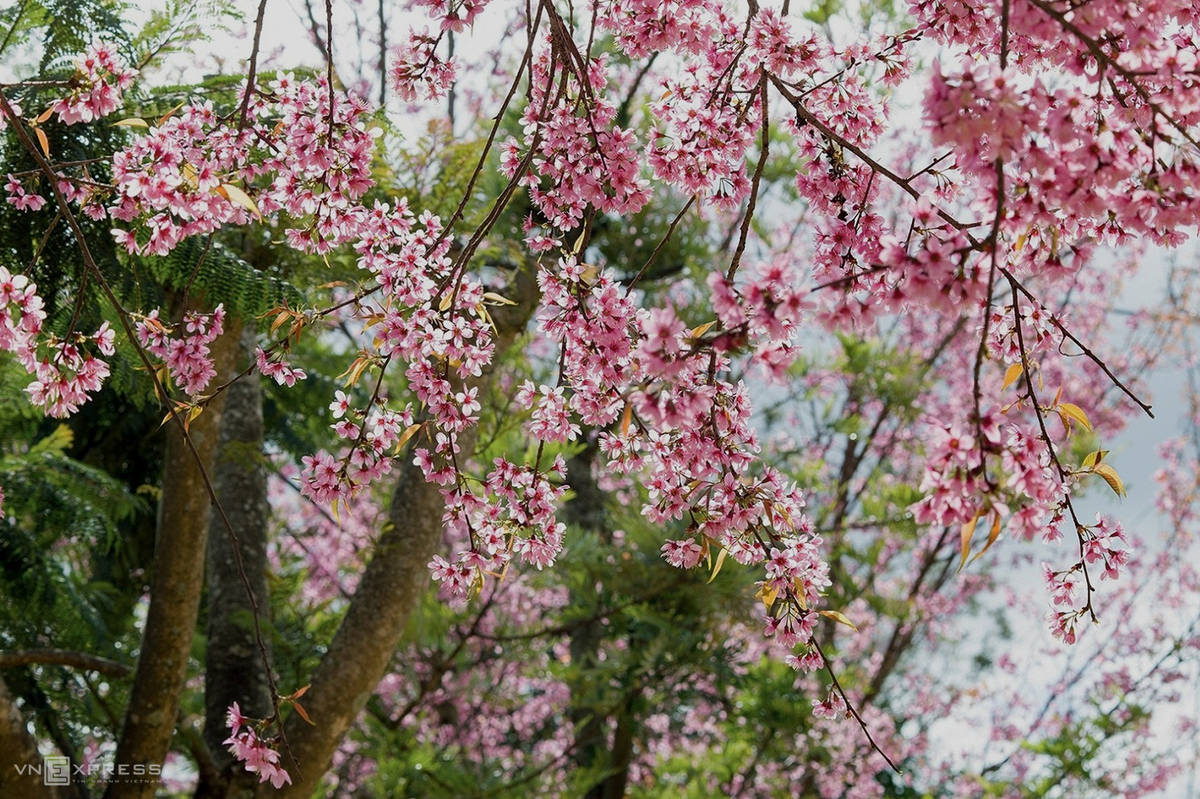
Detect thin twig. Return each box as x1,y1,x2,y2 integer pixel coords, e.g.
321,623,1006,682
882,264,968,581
238,0,271,127
811,637,902,774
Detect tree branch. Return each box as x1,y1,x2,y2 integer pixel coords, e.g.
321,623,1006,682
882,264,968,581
0,650,132,679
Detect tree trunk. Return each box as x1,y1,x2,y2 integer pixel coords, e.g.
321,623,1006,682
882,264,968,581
600,691,638,799
563,441,614,799
196,325,272,799
265,272,537,799
0,674,66,799
105,316,243,799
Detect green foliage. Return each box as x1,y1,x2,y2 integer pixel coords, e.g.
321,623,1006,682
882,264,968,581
136,237,304,318
0,0,127,74
836,333,929,416
128,0,241,70
0,405,146,750
0,419,144,646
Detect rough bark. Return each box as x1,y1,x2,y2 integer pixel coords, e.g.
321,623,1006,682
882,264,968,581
563,442,614,799
266,273,537,799
196,325,273,799
105,317,243,799
0,674,66,799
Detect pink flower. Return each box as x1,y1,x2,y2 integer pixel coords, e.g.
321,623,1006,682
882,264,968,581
226,701,247,735
661,537,703,569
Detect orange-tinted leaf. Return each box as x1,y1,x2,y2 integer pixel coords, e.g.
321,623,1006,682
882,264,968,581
706,547,728,584
141,315,168,334
620,403,632,437
340,357,370,387
291,700,315,726
1094,463,1126,497
158,401,192,431
959,511,981,570
33,126,51,158
477,304,497,335
818,609,858,632
1002,362,1024,391
112,117,149,128
793,579,809,610
757,583,778,612
270,310,292,336
394,422,422,454
971,512,1004,563
690,320,717,341
152,364,172,400
157,102,185,126
1057,402,1092,432
217,183,261,219
183,404,204,432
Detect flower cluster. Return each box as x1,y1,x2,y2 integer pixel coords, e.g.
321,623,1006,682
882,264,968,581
758,538,835,667
708,256,809,379
0,266,45,355
390,29,456,102
429,454,570,600
223,703,291,790
255,347,307,387
5,174,46,212
110,74,377,256
135,305,226,396
24,330,114,418
646,28,760,209
1,266,114,417
1043,514,1130,643
50,41,136,125
515,381,581,443
501,47,650,232
532,259,823,667
597,0,719,59
811,690,848,720
301,404,412,505
412,0,491,32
